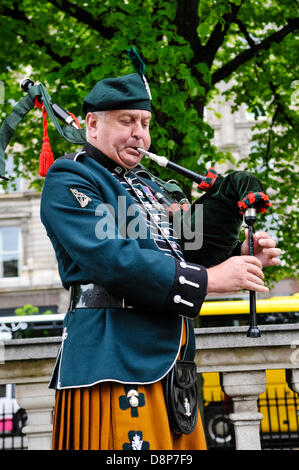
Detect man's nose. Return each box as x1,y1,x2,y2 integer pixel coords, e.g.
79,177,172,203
132,122,144,140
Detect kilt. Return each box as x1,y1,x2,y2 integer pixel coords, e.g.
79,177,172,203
52,320,207,451
52,380,207,450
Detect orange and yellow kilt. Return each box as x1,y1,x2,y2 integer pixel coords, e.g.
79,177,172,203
52,319,207,451
52,380,207,450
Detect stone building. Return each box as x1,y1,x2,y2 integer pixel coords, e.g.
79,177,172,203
0,154,68,317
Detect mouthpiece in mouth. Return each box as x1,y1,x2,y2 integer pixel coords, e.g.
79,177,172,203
137,148,168,167
136,148,150,157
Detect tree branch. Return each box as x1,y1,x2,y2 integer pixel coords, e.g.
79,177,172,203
46,0,116,39
264,106,279,167
203,1,243,67
0,3,70,65
268,80,295,128
212,17,299,85
174,0,203,59
235,18,296,129
234,19,256,47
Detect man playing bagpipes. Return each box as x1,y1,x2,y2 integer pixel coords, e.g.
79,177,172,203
0,48,281,450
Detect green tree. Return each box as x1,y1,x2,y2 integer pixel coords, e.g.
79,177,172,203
14,304,52,316
0,0,298,283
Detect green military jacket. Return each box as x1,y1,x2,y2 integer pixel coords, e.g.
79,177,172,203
40,143,207,389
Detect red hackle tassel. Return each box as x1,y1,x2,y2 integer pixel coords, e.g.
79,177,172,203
39,134,54,177
36,100,54,177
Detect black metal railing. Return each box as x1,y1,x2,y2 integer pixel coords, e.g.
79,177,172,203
203,388,299,450
258,388,299,450
0,402,27,450
203,392,235,450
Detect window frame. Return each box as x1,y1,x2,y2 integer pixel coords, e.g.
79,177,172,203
0,226,22,279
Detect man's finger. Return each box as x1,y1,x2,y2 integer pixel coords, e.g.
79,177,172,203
241,255,263,269
255,231,271,239
246,264,264,279
257,238,276,248
247,273,265,285
267,257,281,266
247,281,269,292
262,247,282,257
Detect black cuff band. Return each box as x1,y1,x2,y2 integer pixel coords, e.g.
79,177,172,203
165,259,207,319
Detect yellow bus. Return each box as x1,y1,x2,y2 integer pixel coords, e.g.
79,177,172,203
197,293,299,449
198,293,299,328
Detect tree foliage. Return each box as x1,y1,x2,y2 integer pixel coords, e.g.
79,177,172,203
14,303,52,316
0,0,298,282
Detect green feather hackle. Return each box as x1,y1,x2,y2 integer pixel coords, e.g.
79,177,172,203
127,47,146,76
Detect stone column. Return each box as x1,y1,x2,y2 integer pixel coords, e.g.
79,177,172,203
0,338,60,451
286,369,299,395
221,370,266,450
16,379,55,450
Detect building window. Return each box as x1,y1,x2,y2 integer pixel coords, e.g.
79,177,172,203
0,154,21,193
0,226,21,278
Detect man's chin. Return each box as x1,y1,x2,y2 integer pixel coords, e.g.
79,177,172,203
119,151,142,169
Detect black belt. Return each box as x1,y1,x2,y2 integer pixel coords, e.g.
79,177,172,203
69,284,133,311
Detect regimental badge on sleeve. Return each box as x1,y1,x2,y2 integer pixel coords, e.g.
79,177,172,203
69,188,92,208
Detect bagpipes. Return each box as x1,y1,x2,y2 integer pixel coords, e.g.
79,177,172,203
136,149,271,338
0,64,271,338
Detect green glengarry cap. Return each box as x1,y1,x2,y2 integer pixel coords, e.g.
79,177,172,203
82,73,151,115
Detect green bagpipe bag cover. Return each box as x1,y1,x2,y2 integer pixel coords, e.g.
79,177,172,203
185,171,270,268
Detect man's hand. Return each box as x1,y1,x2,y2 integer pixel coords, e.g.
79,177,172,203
207,256,269,294
241,229,282,267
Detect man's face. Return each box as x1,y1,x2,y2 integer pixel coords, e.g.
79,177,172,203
87,109,151,169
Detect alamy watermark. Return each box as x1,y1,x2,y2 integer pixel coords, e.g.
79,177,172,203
94,196,203,251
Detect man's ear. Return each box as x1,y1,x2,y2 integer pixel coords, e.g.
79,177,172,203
86,112,99,140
